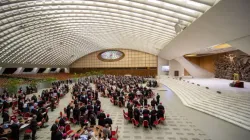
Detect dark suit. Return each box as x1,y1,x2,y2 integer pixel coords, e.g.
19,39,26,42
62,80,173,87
50,124,58,140
59,118,66,127
104,117,113,126
30,118,37,140
10,123,20,140
2,112,9,123
97,112,106,126
142,109,150,122
55,131,63,140
133,108,140,122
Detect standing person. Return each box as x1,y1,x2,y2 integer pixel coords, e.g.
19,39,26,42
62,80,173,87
133,105,140,123
139,97,143,106
50,97,55,112
2,109,9,124
151,98,157,110
55,126,64,140
73,105,80,123
143,97,147,107
142,106,152,130
150,108,157,126
97,111,106,127
89,114,96,126
156,93,160,105
104,114,113,127
2,99,8,116
10,119,20,140
30,115,38,140
127,102,133,121
50,119,59,140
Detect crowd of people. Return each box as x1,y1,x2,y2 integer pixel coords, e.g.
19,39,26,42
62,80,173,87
0,81,69,140
0,75,161,140
52,77,116,140
93,75,164,129
147,80,158,88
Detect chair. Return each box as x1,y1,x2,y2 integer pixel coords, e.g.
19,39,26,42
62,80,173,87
111,126,118,137
131,118,139,127
123,114,130,122
159,117,166,123
24,129,32,139
23,112,30,120
153,119,160,127
143,120,149,128
10,115,17,121
110,98,114,103
65,124,74,135
123,110,128,115
70,117,77,124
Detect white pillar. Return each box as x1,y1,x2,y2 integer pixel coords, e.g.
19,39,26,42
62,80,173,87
13,67,24,74
43,68,51,73
0,67,5,75
64,68,70,73
157,57,169,76
55,68,61,73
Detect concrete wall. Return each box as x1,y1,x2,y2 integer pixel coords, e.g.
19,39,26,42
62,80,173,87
169,59,184,77
157,57,169,76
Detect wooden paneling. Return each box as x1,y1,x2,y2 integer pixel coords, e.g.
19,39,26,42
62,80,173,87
200,55,216,73
184,55,216,76
70,49,157,68
70,68,157,77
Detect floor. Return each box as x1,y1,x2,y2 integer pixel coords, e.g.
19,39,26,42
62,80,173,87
2,82,250,140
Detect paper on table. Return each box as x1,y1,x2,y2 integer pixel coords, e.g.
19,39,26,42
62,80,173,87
20,124,29,129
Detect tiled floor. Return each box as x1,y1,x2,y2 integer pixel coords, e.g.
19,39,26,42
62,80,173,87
2,83,250,140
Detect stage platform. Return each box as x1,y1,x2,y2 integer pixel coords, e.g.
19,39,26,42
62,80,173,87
158,76,250,131
182,78,250,97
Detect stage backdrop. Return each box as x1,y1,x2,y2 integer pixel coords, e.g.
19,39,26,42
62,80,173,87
70,49,157,76
184,50,250,81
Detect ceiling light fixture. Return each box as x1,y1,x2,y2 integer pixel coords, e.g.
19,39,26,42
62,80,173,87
213,43,231,49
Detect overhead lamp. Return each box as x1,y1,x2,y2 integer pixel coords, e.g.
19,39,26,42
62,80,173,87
213,43,231,49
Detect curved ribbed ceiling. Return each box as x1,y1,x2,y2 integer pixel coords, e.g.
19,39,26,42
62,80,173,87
0,0,220,66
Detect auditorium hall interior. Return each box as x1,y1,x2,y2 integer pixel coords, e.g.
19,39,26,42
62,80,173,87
0,0,249,140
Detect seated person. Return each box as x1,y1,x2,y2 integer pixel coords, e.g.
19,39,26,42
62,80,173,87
102,124,111,139
2,109,9,124
104,114,112,127
59,116,66,127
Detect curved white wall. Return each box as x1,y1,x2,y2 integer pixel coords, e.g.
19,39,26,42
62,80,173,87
159,0,250,60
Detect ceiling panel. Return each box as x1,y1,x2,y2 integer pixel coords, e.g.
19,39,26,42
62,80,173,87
0,0,219,66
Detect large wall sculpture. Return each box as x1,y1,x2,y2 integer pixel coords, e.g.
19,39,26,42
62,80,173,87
215,50,250,81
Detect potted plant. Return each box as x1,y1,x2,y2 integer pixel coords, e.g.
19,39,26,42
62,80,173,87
3,78,23,95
